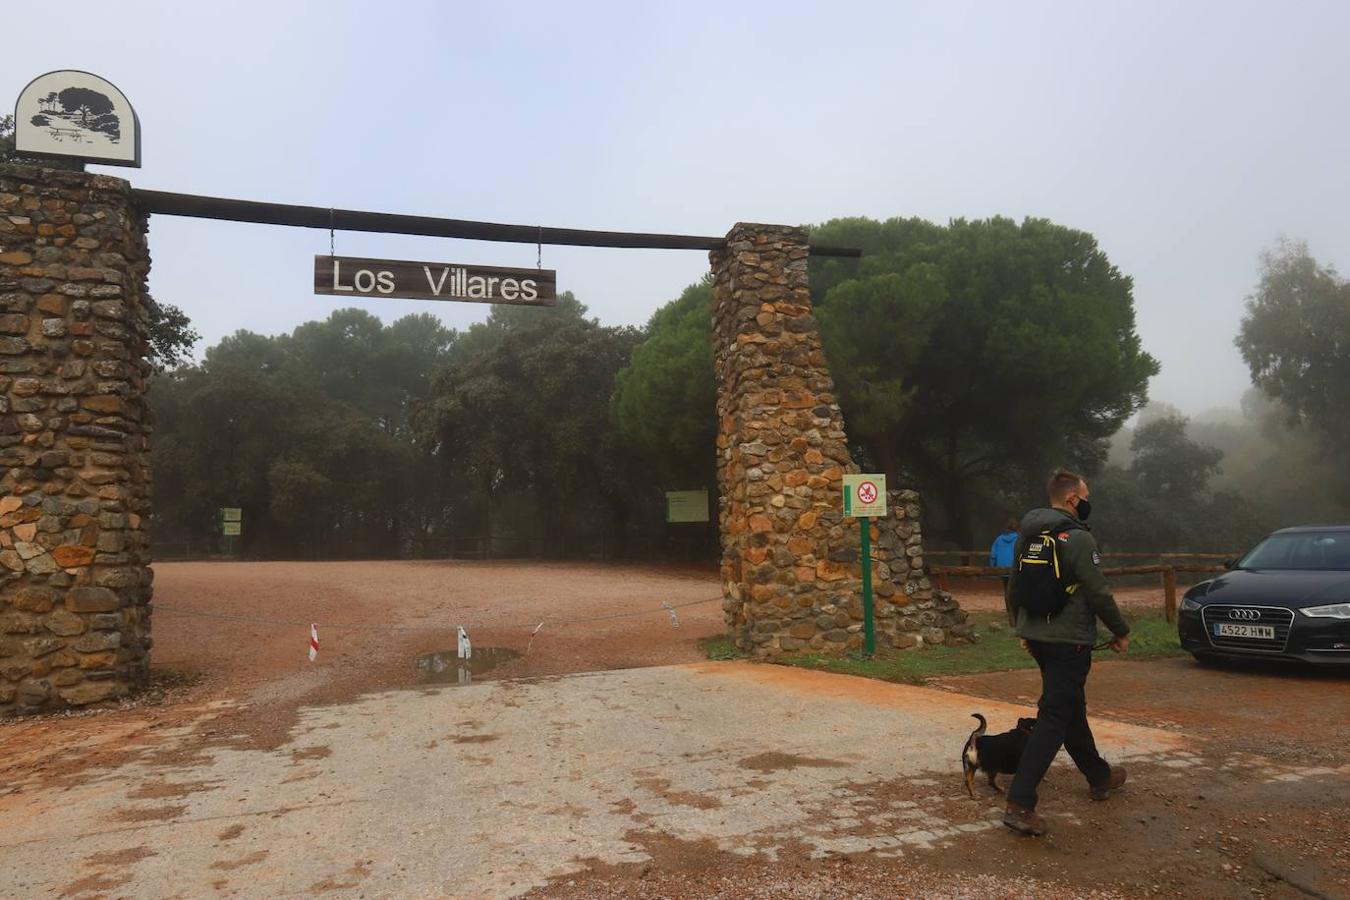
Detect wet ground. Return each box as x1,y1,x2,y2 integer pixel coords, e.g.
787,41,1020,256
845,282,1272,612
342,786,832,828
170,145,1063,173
415,646,522,685
0,561,1346,898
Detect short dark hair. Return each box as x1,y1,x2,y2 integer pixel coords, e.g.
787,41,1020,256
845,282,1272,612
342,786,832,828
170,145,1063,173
1004,517,1020,532
1046,468,1085,504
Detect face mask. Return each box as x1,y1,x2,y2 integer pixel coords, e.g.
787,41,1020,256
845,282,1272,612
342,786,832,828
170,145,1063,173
1074,498,1092,521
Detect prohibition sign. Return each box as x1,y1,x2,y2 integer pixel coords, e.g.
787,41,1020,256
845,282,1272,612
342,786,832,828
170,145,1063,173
857,481,879,505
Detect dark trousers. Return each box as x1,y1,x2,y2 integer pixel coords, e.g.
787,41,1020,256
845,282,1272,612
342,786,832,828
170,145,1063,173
1007,640,1111,809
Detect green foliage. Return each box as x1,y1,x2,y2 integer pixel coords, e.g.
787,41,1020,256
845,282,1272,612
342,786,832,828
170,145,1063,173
810,216,1159,547
1236,241,1350,447
611,278,716,488
1128,416,1223,505
775,611,1183,684
1208,390,1350,526
697,634,746,661
815,266,944,454
267,460,333,525
152,310,455,557
145,295,200,368
416,295,647,557
1091,412,1237,552
0,115,13,163
0,113,81,170
1089,401,1326,554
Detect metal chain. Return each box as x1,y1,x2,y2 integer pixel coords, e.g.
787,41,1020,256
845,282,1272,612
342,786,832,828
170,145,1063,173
537,225,542,269
152,595,722,632
329,208,335,257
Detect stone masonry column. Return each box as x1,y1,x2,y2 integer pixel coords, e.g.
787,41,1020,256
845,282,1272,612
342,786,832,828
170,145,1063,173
709,224,865,658
0,164,154,714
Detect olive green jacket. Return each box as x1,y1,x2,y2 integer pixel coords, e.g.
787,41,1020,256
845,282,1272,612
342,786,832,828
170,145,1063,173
1005,507,1131,645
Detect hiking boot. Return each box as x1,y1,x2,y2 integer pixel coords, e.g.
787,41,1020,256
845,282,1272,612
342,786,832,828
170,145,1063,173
1003,802,1047,836
1090,765,1127,801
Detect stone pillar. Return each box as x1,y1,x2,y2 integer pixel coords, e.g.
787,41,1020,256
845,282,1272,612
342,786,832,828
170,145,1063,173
871,489,974,648
710,224,864,657
0,164,153,714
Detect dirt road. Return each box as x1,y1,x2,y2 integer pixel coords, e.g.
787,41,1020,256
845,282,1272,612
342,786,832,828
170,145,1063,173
0,561,726,812
152,559,726,686
0,561,1345,898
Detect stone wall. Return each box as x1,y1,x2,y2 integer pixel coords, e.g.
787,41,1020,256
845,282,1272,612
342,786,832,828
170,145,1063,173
0,164,154,714
871,489,973,649
709,223,969,657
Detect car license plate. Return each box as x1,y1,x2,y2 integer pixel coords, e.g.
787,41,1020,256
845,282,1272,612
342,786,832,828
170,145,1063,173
1215,623,1275,640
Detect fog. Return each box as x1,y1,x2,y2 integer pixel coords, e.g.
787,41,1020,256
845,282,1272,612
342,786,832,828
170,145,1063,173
5,1,1348,413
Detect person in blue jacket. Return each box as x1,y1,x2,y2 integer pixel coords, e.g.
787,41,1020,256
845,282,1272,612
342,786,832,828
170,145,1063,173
989,518,1019,565
990,518,1019,594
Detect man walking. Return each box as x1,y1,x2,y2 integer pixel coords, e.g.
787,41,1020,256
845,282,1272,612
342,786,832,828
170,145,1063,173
1003,468,1131,836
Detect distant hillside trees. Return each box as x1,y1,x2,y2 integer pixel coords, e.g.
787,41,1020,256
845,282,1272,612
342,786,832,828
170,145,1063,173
152,310,457,558
415,295,647,558
1237,240,1350,451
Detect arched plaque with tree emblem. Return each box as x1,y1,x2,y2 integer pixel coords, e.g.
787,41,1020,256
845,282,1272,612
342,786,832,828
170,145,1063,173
14,70,141,167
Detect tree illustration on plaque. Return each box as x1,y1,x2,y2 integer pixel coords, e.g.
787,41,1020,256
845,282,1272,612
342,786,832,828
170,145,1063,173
28,86,121,145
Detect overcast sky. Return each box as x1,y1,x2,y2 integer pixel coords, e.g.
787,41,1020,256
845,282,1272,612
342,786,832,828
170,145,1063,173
6,1,1347,413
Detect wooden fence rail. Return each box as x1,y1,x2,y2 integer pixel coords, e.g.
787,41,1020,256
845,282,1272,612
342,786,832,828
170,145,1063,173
929,562,1228,624
927,550,1234,560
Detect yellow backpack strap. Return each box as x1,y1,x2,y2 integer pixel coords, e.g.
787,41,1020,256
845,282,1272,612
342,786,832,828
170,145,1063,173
1051,529,1083,593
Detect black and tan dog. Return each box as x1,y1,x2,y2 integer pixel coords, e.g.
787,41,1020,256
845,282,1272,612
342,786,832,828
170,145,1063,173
961,713,1037,798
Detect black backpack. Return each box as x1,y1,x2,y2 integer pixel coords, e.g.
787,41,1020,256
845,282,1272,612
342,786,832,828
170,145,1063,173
1010,523,1083,620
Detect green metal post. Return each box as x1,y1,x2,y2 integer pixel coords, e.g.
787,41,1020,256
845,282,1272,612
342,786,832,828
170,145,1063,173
861,519,875,656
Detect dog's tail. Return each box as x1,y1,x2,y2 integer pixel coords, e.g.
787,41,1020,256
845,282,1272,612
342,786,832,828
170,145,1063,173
961,714,987,799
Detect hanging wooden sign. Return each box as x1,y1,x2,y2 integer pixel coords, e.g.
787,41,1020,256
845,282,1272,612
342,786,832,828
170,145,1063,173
313,255,557,306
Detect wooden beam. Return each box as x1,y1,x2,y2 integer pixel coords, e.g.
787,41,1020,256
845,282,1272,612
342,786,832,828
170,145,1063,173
131,189,863,258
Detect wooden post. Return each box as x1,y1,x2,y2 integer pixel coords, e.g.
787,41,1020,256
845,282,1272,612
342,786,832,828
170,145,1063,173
1163,566,1178,624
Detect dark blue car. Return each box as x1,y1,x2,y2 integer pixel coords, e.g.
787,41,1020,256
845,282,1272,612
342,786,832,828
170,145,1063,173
1179,525,1350,666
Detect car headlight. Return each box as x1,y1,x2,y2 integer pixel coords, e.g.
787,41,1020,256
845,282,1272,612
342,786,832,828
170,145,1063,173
1179,596,1202,613
1299,603,1350,619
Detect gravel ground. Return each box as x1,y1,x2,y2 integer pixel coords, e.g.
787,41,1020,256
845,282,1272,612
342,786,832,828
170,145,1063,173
0,561,727,796
1,560,1345,899
528,851,1131,899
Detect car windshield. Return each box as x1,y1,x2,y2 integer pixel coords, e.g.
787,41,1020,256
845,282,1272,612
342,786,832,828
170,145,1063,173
1238,531,1350,571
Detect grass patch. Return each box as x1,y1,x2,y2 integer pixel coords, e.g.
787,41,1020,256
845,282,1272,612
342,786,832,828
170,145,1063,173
778,610,1183,685
698,634,747,661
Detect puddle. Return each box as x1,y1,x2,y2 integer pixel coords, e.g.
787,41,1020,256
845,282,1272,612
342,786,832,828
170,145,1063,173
415,647,520,685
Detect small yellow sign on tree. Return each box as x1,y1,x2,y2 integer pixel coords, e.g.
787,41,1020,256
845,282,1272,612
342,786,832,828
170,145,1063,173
842,474,887,518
